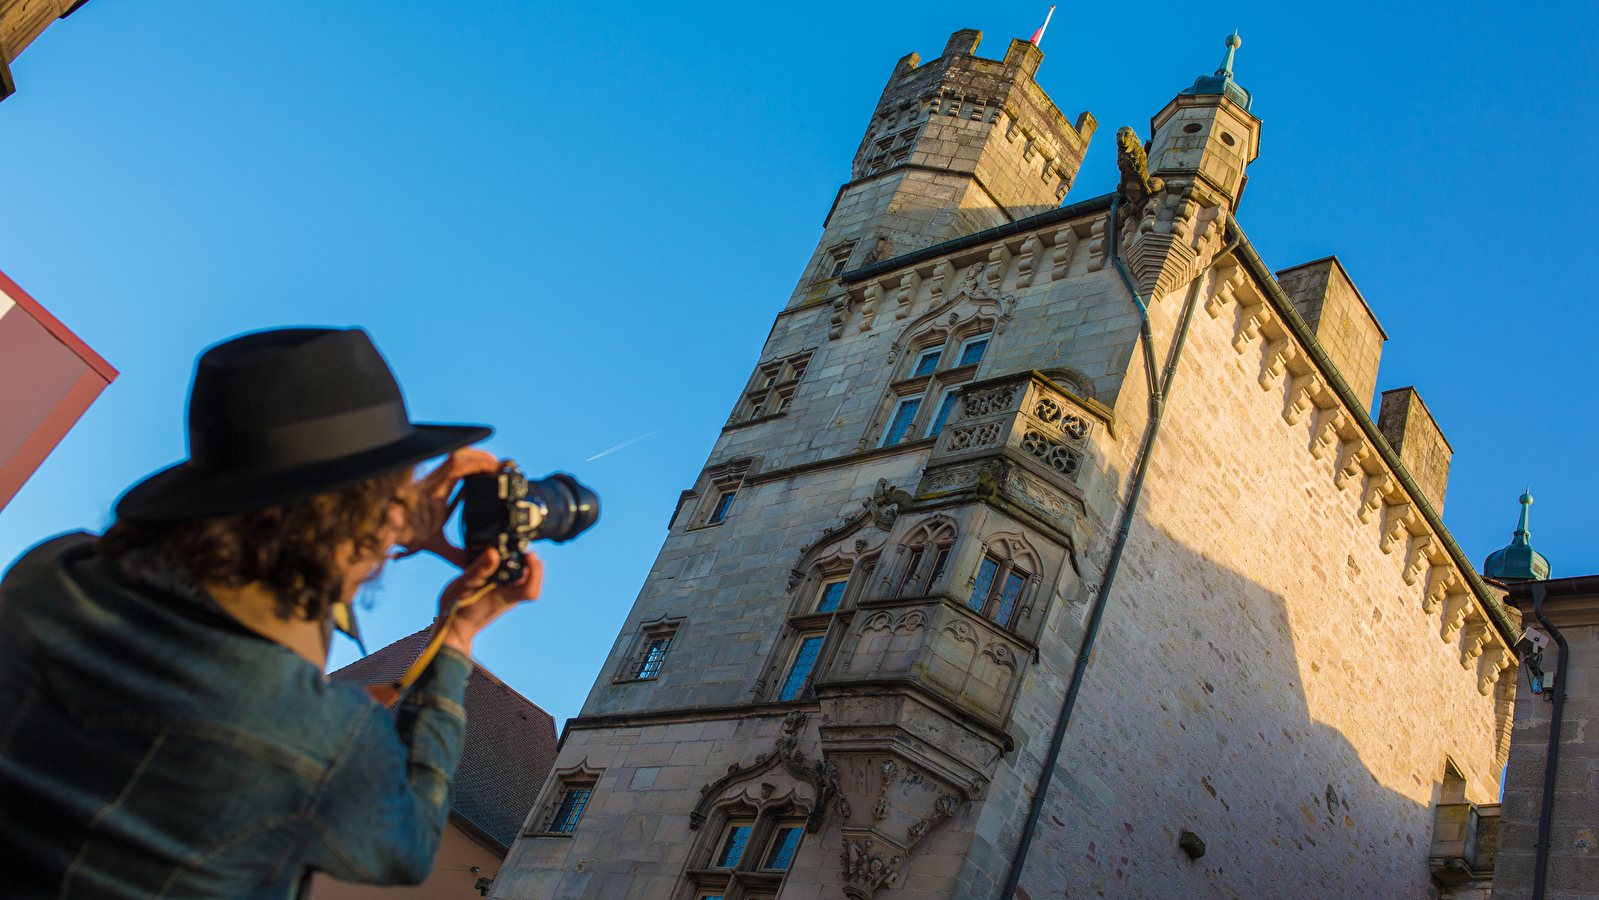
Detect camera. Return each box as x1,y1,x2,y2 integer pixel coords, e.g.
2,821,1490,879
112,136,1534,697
461,462,600,584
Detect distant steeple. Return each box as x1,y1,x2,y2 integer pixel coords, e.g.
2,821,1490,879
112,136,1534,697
1482,489,1551,582
1178,32,1253,112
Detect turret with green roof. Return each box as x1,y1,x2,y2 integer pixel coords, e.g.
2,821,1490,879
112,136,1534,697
1482,490,1551,582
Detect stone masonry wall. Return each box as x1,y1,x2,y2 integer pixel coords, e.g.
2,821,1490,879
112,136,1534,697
983,245,1509,899
490,193,1511,899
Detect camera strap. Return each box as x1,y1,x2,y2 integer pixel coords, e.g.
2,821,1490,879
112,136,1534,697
364,581,496,706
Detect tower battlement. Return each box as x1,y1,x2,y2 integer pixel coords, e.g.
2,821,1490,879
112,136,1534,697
793,29,1095,307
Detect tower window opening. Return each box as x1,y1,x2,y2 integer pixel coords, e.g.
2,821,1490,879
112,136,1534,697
1221,132,1236,146
969,556,1000,611
881,397,922,446
545,782,594,835
709,490,737,524
763,826,804,870
927,388,960,438
1183,122,1202,134
779,635,825,701
816,579,848,613
635,635,672,679
956,335,989,368
715,824,754,867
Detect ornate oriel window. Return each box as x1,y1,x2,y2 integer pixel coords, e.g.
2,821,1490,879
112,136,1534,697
893,517,957,599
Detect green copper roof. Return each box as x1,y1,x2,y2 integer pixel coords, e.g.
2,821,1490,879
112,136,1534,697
1482,489,1551,582
1178,33,1253,112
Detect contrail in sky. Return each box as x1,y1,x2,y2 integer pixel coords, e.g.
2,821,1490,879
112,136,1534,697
587,431,658,461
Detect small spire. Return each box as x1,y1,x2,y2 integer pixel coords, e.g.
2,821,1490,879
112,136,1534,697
1513,488,1534,547
1029,6,1056,47
1216,31,1241,78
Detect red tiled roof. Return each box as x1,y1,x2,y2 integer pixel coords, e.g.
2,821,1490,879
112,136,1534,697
330,629,558,849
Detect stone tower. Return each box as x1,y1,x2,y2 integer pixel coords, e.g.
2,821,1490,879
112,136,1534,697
492,31,1517,900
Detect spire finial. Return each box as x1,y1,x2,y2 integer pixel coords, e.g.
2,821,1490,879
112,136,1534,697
1216,32,1241,78
1513,488,1534,546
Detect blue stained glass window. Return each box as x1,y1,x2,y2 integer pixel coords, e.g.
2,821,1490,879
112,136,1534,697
635,636,671,678
968,557,999,611
816,580,847,612
780,637,824,701
913,349,942,376
958,337,989,367
883,398,921,446
548,784,593,834
763,827,804,870
928,390,960,438
716,826,753,867
709,490,736,524
994,572,1025,626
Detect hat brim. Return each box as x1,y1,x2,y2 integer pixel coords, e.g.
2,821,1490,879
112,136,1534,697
114,423,493,523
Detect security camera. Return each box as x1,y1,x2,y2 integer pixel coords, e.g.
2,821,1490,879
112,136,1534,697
1514,627,1550,658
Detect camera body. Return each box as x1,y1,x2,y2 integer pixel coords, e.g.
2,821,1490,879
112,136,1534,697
461,462,600,584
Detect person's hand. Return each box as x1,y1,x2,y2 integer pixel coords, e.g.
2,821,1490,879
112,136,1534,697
400,448,501,567
438,547,543,656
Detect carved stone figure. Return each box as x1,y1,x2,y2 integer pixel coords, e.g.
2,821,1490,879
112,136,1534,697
1116,125,1163,209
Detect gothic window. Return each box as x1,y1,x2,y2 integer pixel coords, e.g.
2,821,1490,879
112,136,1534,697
709,490,737,525
685,458,754,530
880,396,922,447
894,517,957,600
815,578,848,613
927,386,961,439
965,534,1039,630
733,351,811,425
685,804,808,900
779,634,825,701
616,616,683,682
872,325,994,450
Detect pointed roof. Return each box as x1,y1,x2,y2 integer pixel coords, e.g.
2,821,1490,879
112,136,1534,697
1178,32,1253,112
1482,489,1551,582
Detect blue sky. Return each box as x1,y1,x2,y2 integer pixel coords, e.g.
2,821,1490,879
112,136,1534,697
1,1,1594,728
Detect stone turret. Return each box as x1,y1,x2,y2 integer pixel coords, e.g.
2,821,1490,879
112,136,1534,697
791,28,1096,307
1145,32,1261,206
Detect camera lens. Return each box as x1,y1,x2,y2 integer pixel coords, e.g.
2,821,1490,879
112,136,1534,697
525,473,600,543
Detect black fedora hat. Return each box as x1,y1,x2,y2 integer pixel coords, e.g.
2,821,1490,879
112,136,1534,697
116,328,491,522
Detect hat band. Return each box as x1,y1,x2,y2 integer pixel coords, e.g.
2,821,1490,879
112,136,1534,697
195,400,415,472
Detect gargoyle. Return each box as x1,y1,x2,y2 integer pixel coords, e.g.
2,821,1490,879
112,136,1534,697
1115,125,1163,209
863,478,916,527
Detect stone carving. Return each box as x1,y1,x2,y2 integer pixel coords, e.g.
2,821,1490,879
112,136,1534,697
1033,396,1089,441
962,385,1016,419
1020,429,1082,478
860,280,885,331
894,271,921,319
1115,125,1163,209
775,710,809,761
906,793,958,843
1050,225,1077,280
690,710,837,834
946,422,1002,452
1014,235,1042,288
1334,442,1370,491
926,259,955,304
842,838,901,898
863,478,916,527
1359,473,1394,524
984,244,1012,289
828,292,851,340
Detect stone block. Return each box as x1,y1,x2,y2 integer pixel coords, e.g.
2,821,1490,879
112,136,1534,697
1275,256,1386,411
1377,387,1452,512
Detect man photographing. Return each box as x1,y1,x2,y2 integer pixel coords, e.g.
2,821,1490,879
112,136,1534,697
0,328,544,898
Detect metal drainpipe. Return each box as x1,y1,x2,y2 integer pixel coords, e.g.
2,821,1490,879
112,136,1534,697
998,199,1238,899
1531,582,1569,900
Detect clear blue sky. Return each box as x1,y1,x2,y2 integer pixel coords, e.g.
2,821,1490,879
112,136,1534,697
2,1,1593,729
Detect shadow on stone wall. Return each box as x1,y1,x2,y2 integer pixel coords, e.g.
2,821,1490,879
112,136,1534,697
992,519,1474,900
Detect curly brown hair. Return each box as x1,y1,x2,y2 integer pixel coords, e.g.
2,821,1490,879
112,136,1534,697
98,468,420,621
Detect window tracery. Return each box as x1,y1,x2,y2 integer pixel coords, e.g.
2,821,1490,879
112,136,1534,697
873,315,995,449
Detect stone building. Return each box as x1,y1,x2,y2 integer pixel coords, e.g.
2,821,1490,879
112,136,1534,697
491,30,1520,900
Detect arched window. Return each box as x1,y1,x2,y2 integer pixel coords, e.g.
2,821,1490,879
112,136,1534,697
965,533,1040,629
877,320,995,449
680,775,816,900
895,517,957,598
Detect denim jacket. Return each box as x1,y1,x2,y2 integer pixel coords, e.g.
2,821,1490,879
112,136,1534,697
0,534,471,899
